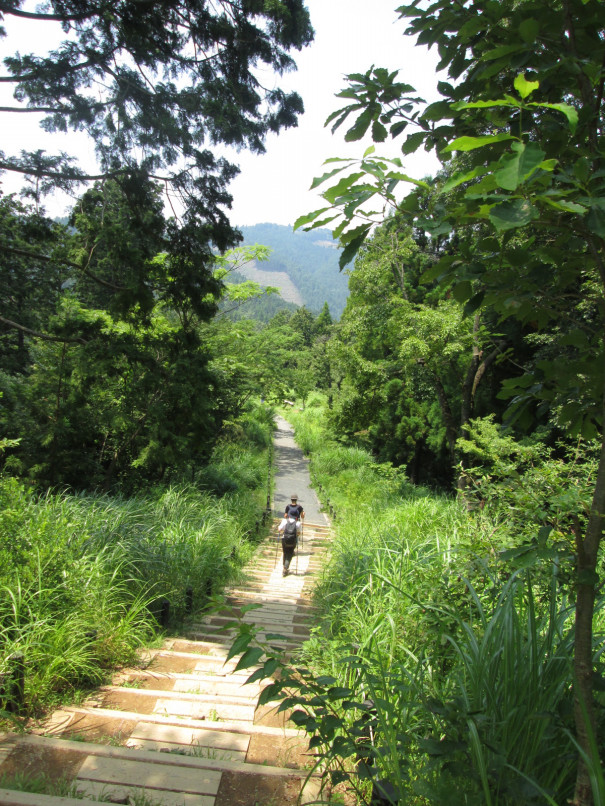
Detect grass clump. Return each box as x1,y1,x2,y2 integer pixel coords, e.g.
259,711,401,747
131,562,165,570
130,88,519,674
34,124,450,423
0,402,274,716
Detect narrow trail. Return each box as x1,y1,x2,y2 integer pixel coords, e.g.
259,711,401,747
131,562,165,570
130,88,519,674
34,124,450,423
0,418,331,806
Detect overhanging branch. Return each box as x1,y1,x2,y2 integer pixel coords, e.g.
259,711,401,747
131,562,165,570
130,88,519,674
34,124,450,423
0,315,87,344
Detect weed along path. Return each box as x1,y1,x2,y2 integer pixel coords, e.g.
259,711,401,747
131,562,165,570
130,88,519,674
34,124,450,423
0,416,331,806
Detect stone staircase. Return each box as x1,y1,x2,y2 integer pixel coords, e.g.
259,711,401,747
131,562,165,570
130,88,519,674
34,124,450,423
0,521,331,806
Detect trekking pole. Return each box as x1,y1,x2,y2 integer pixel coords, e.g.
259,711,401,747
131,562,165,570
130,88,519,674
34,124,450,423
274,528,279,568
300,519,304,550
295,534,299,576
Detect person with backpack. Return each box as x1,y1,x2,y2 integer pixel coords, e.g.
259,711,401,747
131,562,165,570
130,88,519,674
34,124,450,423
284,494,304,521
278,503,301,576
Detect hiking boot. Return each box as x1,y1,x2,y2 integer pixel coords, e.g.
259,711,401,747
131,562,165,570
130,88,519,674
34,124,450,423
282,567,289,577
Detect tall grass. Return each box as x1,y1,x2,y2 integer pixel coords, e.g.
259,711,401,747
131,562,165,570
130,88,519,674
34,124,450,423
0,403,274,715
282,398,596,805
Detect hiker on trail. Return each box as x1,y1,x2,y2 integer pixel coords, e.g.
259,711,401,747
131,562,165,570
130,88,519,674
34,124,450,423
278,510,301,577
284,494,304,521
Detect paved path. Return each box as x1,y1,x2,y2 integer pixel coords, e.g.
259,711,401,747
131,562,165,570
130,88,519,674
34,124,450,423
273,415,327,524
0,418,330,806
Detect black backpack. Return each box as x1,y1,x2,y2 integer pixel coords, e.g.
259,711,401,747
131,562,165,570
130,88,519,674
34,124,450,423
283,519,298,547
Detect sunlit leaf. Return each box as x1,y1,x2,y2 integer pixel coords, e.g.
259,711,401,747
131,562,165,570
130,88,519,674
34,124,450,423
443,133,515,153
514,73,540,99
293,207,330,231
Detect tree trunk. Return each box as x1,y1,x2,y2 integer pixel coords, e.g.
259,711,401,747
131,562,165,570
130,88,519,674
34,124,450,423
572,374,605,806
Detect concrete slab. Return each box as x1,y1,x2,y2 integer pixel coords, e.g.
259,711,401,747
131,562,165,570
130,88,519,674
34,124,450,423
76,754,222,795
128,722,250,752
76,780,215,805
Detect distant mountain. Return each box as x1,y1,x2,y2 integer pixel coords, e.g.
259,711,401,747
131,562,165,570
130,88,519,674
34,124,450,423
238,223,349,319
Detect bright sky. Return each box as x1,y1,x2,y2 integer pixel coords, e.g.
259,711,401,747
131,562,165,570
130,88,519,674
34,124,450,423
0,0,442,226
228,0,442,227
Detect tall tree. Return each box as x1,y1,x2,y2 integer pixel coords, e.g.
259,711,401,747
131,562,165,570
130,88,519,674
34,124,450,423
1,0,313,320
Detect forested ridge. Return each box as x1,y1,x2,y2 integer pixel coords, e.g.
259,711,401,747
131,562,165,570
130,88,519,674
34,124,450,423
1,0,605,804
238,223,349,318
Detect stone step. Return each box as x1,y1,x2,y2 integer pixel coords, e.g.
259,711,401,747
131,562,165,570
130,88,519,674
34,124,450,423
77,780,213,805
183,631,299,648
50,706,301,738
4,732,318,780
76,754,220,798
226,600,318,616
125,722,249,761
101,685,264,708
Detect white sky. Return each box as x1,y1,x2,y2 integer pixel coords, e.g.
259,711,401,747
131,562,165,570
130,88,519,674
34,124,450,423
228,0,442,227
0,0,442,226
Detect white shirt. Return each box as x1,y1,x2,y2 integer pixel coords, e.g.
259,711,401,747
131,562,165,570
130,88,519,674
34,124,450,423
278,516,301,532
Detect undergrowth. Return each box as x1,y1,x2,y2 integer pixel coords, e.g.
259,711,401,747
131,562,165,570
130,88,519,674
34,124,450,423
253,396,605,805
0,402,274,717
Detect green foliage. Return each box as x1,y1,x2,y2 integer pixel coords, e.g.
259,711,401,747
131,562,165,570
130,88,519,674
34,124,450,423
458,417,598,568
261,403,605,804
0,404,272,713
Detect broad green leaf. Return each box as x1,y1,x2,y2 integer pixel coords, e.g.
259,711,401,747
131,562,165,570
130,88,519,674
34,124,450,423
574,157,590,184
443,133,514,153
464,290,486,316
530,102,578,133
310,166,349,190
305,215,339,229
494,142,545,191
424,219,453,237
345,108,375,142
372,119,388,142
386,172,430,188
441,166,486,193
226,631,252,661
482,44,523,60
363,145,376,158
421,100,453,121
452,99,518,111
246,659,278,684
339,227,372,269
340,222,373,246
514,73,540,100
489,199,539,231
234,646,264,671
322,172,365,204
537,196,587,214
257,681,285,706
401,131,426,154
293,207,330,231
390,120,408,138
325,104,357,125
452,280,473,303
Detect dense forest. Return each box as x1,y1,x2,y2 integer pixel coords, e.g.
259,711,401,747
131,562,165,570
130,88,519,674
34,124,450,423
1,0,605,804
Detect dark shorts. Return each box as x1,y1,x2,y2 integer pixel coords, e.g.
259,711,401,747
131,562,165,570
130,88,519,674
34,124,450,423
281,538,297,562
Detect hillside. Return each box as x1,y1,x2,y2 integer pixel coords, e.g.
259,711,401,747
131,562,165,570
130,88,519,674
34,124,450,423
238,223,349,318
